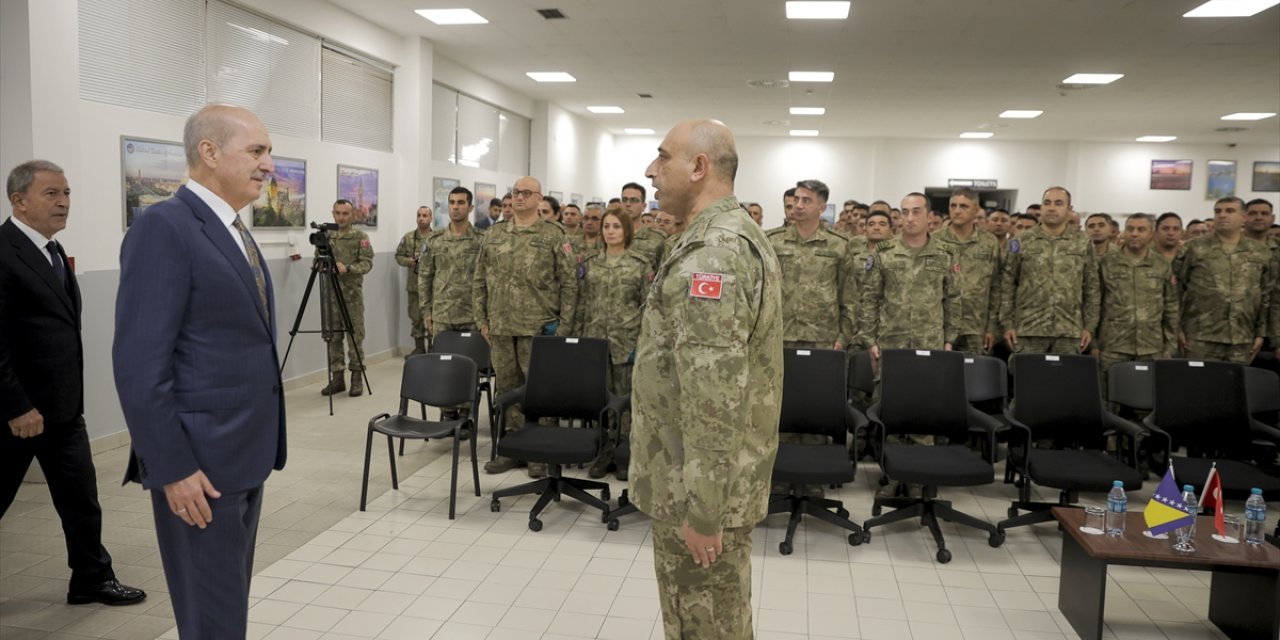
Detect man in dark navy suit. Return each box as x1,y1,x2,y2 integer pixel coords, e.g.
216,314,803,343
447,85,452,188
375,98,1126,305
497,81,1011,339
114,104,287,638
0,160,146,606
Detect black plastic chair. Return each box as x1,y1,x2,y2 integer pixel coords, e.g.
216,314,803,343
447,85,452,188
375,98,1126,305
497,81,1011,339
432,330,498,441
862,349,1005,563
489,337,621,531
1108,360,1155,419
997,354,1145,533
963,355,1011,468
360,353,481,519
1146,359,1280,500
767,348,870,555
1246,366,1280,428
847,350,876,460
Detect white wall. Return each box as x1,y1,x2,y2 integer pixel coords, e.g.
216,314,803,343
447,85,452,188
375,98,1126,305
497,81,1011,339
531,101,618,204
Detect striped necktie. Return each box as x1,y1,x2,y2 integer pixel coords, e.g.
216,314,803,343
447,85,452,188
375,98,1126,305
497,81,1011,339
232,216,270,325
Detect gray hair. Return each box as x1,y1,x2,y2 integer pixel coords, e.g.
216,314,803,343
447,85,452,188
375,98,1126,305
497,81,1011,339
7,160,65,197
183,104,238,168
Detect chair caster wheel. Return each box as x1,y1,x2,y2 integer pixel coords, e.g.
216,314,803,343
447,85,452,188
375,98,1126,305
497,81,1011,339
1007,506,1019,519
618,493,630,507
989,531,1006,548
528,518,543,532
836,508,850,519
849,530,870,546
600,487,610,501
779,542,793,555
936,548,952,563
607,519,620,531
490,499,501,512
878,475,889,486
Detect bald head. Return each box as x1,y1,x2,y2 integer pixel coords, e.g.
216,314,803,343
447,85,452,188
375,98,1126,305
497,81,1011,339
683,119,738,182
646,119,738,220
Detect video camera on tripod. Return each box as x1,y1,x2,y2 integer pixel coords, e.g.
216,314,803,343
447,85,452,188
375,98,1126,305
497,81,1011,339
309,221,340,255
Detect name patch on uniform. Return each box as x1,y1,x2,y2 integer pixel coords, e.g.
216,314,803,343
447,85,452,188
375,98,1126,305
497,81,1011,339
690,272,723,299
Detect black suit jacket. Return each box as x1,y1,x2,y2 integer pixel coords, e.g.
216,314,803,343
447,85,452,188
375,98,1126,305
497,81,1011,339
0,217,83,426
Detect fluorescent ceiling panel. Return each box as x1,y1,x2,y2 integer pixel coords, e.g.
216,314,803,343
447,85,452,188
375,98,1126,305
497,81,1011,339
415,9,488,25
1183,0,1279,17
786,1,851,19
526,72,576,82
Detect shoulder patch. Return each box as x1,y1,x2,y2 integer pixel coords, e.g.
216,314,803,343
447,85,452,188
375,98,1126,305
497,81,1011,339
1170,274,1178,286
360,239,371,248
953,263,962,273
562,242,574,256
864,255,875,271
690,272,723,299
1008,238,1020,254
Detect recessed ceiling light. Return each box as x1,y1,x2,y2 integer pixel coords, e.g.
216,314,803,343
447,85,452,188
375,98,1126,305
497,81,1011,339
789,71,835,82
1183,0,1279,18
624,128,655,135
960,132,994,139
1136,135,1177,142
415,9,488,25
1221,112,1277,120
1062,73,1124,85
999,110,1044,119
587,106,624,114
526,71,575,82
785,1,851,19
790,129,820,137
790,107,826,115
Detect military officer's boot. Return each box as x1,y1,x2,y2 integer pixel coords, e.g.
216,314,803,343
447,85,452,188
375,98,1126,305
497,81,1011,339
349,372,364,397
320,371,346,396
411,337,426,356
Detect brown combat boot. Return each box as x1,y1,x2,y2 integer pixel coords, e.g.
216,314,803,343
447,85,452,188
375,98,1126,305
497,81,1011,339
349,372,364,397
320,371,345,396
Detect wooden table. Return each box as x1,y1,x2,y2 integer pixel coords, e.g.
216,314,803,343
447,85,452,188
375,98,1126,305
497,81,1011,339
1052,507,1280,640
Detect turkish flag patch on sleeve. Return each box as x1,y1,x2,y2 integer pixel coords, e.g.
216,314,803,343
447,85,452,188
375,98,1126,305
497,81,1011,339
690,272,723,299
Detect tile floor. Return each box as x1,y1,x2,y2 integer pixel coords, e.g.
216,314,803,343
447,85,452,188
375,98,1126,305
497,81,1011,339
1,356,1273,639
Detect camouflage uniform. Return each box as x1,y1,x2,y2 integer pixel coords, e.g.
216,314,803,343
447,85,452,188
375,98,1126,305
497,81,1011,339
1097,250,1180,398
472,218,579,436
631,197,782,640
934,227,1002,354
418,224,483,335
322,227,373,373
858,236,958,352
1175,235,1272,364
632,225,668,270
395,229,431,340
767,224,856,349
847,240,890,347
570,234,604,266
999,226,1100,354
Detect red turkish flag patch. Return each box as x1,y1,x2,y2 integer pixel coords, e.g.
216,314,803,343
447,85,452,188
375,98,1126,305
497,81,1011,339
690,272,723,299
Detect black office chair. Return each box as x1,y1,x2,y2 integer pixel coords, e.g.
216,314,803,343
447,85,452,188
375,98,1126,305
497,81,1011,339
361,353,481,519
847,350,876,461
767,348,870,555
1146,359,1280,500
862,349,1004,563
489,337,618,531
1246,366,1280,428
431,330,498,444
1108,360,1154,419
997,354,1145,533
604,394,641,531
963,355,1011,468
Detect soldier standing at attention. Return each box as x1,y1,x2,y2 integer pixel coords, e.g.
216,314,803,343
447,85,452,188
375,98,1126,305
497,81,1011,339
631,119,782,640
320,199,373,397
1153,212,1184,263
420,187,482,339
1000,186,1100,355
395,205,432,355
767,179,856,350
622,182,667,269
1175,196,1273,364
571,203,606,261
473,176,578,478
1096,214,1179,398
934,188,1002,354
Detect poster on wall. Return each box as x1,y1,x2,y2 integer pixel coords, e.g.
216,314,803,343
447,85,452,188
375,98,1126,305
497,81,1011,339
121,136,187,229
433,177,459,228
1205,160,1236,200
337,165,378,227
252,157,306,228
821,203,837,227
548,190,564,205
474,182,497,225
1150,159,1192,190
1254,161,1280,192
571,193,583,205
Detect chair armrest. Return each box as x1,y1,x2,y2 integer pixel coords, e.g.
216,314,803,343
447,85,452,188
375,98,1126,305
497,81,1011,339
606,393,631,416
966,406,1001,462
1102,412,1145,440
495,387,525,411
1251,419,1280,445
845,403,869,433
866,402,883,427
367,412,391,429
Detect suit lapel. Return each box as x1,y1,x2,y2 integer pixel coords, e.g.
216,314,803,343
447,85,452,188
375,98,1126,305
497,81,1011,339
2,220,76,319
177,188,272,332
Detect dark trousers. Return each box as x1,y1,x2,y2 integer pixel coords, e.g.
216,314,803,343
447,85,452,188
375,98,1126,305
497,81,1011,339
0,416,115,588
151,485,263,640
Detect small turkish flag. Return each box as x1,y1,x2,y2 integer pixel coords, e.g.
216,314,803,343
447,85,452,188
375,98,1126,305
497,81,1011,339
690,272,723,299
1199,464,1225,537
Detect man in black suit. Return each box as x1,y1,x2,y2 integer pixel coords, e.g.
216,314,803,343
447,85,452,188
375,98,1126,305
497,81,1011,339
0,160,145,606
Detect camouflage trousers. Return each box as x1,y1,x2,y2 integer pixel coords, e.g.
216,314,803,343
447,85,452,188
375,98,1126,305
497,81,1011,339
1013,335,1081,355
405,289,425,339
652,519,754,640
1184,339,1253,365
1098,350,1158,404
325,291,365,373
489,335,534,433
951,334,989,355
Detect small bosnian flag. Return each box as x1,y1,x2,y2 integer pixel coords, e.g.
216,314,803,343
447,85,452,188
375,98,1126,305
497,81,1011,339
1197,463,1226,537
1144,465,1196,536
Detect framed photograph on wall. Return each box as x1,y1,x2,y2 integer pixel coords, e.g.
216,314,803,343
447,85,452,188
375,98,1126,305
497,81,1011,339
433,177,459,228
1254,161,1280,192
121,136,187,229
252,157,306,228
548,190,564,204
1150,160,1192,191
571,193,583,205
474,182,497,225
1204,160,1236,200
337,165,378,227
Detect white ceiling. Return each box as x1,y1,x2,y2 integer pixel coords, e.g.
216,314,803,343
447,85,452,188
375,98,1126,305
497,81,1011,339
330,0,1280,144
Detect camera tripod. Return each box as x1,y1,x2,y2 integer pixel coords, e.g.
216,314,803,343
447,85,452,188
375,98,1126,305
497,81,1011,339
280,254,372,415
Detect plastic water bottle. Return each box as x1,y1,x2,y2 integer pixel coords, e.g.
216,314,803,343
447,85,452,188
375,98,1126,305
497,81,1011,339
1106,480,1127,537
1174,485,1198,551
1245,488,1267,546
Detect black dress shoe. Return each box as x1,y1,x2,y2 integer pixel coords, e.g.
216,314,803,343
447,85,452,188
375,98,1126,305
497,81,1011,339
67,579,147,606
